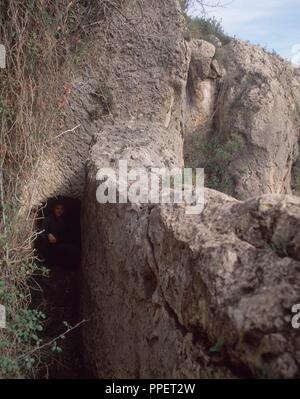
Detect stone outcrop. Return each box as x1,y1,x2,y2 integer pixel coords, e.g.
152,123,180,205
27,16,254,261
79,1,300,379
82,178,300,378
22,0,300,379
184,39,219,137
216,41,300,198
185,39,300,199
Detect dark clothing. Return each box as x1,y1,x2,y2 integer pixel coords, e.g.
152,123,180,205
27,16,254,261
41,215,66,244
40,215,80,269
48,242,80,270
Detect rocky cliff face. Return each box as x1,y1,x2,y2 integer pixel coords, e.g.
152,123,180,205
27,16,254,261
216,41,300,198
82,185,300,378
185,38,300,199
23,0,300,378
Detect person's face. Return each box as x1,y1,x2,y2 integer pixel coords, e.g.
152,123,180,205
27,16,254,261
53,204,64,217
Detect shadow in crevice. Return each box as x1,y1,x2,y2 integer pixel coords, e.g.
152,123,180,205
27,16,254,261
33,196,86,379
35,196,81,263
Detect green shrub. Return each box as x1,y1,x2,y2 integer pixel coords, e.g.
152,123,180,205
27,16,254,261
179,0,231,44
0,261,48,378
185,133,245,195
186,16,231,45
0,0,92,378
1,0,114,378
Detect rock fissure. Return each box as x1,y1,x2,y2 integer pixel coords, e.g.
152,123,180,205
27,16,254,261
21,0,300,379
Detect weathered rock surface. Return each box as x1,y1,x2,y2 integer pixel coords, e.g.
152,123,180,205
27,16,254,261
185,39,300,199
80,2,300,378
24,0,188,209
184,39,218,135
82,177,300,378
213,41,300,198
22,0,300,379
189,39,216,81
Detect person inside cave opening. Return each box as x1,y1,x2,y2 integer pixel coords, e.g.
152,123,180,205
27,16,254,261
41,200,81,269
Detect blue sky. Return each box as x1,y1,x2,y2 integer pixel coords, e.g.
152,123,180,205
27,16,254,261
190,0,300,64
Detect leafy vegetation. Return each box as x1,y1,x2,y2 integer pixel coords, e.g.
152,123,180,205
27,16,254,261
180,1,231,45
0,262,47,378
185,16,232,45
0,0,110,378
185,132,245,195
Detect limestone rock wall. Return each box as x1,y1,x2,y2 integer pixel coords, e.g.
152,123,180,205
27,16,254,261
82,176,300,378
205,41,300,198
80,1,300,379
23,0,189,209
20,0,300,379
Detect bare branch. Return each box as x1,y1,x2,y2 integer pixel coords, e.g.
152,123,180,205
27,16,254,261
181,0,229,16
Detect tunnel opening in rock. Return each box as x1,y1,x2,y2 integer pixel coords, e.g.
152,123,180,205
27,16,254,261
33,196,85,379
35,196,81,267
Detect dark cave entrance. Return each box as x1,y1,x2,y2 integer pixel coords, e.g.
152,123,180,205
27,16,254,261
33,196,85,379
35,196,82,268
